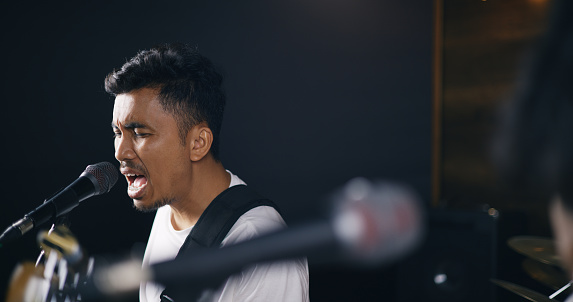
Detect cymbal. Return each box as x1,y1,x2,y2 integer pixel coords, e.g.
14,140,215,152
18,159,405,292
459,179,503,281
523,258,570,291
491,279,558,302
508,236,561,267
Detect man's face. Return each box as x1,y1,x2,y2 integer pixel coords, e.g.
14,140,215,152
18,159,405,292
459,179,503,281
112,87,193,211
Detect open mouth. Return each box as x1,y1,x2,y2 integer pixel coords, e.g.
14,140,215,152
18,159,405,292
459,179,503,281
125,173,148,193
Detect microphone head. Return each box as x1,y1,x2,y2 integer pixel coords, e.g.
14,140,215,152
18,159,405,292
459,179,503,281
82,162,119,195
331,178,425,266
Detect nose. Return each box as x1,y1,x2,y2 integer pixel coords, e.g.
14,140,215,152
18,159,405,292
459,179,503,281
115,135,136,162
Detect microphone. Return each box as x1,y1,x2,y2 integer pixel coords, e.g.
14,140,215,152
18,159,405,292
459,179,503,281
87,178,425,298
0,162,118,246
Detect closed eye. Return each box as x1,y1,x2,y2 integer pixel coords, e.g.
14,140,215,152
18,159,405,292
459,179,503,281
112,123,121,138
112,122,151,138
134,131,150,138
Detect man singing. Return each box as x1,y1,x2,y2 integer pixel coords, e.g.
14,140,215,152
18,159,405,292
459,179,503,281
105,42,309,301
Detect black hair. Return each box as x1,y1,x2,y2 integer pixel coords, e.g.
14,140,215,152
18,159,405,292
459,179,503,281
105,42,226,160
493,0,573,209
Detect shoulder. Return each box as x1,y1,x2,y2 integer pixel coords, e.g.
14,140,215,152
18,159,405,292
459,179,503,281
221,206,286,246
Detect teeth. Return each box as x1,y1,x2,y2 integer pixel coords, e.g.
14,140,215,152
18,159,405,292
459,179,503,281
125,173,143,192
129,182,144,191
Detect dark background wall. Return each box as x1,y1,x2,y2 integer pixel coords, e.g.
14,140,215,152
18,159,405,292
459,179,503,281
0,1,433,300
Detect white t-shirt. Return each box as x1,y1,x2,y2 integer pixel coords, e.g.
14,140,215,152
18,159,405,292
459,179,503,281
140,171,309,302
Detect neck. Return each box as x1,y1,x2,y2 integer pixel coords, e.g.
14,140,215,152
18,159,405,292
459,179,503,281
169,156,231,230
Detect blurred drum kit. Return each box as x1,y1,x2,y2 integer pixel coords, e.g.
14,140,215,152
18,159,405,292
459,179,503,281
493,236,572,302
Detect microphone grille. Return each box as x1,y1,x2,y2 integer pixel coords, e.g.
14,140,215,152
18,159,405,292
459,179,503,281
84,162,119,195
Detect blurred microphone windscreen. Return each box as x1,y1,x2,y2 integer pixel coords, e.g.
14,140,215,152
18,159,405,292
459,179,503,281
331,178,425,265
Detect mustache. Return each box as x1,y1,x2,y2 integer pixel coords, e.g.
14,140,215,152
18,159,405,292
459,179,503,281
119,161,148,175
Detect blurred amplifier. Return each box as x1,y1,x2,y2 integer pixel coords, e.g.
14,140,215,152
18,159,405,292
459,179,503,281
396,209,498,302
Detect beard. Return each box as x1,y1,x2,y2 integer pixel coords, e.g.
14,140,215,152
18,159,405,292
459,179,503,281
133,197,175,212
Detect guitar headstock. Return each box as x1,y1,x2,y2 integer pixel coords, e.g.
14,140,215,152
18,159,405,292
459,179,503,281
6,224,93,302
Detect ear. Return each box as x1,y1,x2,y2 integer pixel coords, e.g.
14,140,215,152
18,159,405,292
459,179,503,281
188,123,213,162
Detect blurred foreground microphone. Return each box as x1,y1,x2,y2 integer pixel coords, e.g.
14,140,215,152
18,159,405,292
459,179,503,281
87,178,425,298
0,162,118,245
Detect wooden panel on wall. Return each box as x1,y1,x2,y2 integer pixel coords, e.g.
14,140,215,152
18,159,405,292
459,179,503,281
438,0,552,233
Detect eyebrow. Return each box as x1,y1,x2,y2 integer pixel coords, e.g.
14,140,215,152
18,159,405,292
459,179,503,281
111,122,148,129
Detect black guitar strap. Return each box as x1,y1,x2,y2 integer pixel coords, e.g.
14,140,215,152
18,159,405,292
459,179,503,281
159,184,280,302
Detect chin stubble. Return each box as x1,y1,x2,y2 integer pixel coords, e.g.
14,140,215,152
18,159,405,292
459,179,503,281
133,197,176,212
